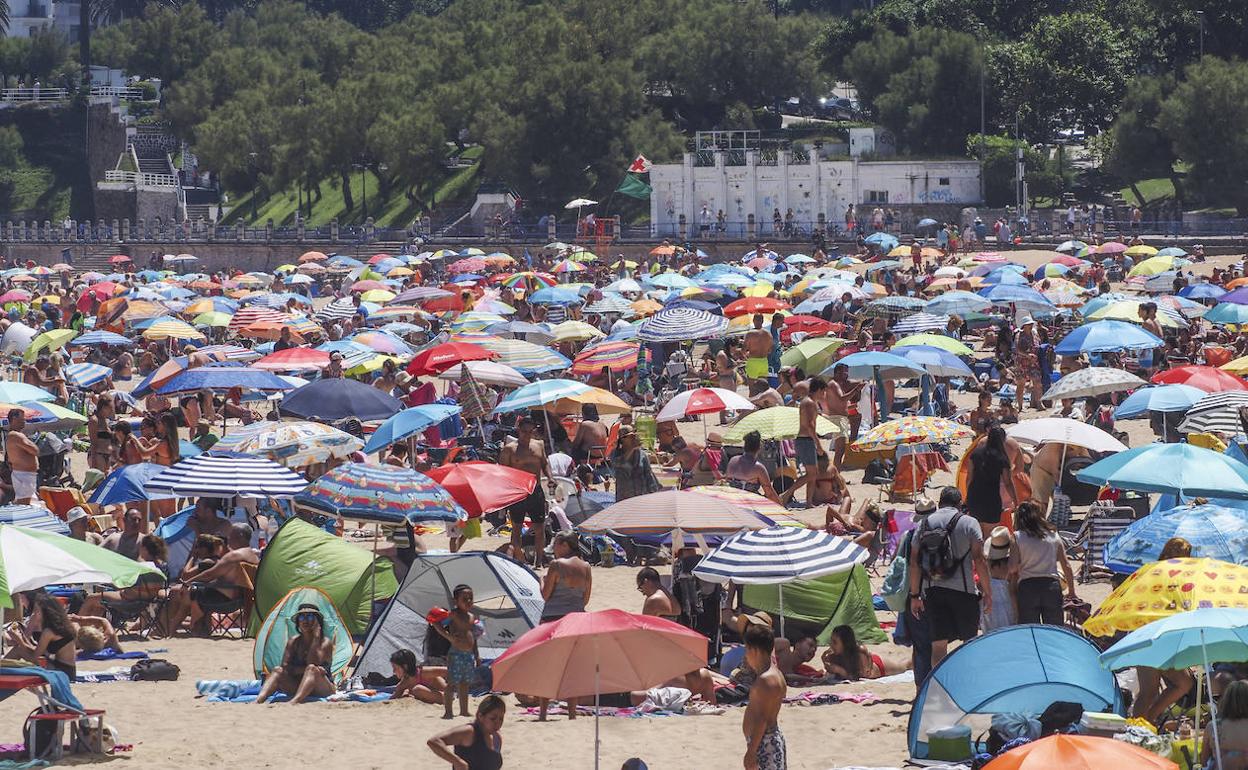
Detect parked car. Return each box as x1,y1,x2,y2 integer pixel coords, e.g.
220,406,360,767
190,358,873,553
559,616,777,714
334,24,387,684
815,96,862,120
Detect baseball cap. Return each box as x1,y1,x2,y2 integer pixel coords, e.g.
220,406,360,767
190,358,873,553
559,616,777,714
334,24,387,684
66,506,89,524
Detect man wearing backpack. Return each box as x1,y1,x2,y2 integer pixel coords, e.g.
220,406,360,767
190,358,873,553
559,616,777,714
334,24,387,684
908,486,992,670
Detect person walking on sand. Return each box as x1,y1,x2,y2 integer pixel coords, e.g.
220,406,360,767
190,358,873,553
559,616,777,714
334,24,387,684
428,694,505,769
432,584,481,719
742,623,787,769
499,416,555,568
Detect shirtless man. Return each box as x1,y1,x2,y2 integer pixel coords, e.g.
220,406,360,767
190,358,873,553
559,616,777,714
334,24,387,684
744,314,774,386
499,416,555,568
102,508,145,560
188,497,232,542
742,624,788,770
824,364,863,464
774,635,820,685
162,523,260,635
4,408,38,504
726,430,781,504
796,378,828,507
636,566,680,619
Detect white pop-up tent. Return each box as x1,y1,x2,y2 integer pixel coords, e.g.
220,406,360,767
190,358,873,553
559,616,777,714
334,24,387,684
354,551,544,678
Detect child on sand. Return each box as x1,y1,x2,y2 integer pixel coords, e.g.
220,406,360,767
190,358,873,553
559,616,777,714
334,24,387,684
390,648,447,705
432,584,481,719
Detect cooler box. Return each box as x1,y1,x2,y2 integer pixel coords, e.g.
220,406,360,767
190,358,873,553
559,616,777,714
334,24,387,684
925,725,972,762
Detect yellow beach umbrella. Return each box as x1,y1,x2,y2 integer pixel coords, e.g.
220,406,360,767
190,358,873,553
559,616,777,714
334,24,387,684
1123,244,1158,258
275,264,297,274
1087,300,1186,329
142,319,205,341
540,386,630,415
1083,557,1248,637
360,289,396,303
1127,255,1179,278
23,329,77,362
192,311,233,328
550,320,605,343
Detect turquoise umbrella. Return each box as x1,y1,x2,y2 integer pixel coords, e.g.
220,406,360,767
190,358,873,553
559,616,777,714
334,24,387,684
1100,607,1248,769
1076,443,1248,499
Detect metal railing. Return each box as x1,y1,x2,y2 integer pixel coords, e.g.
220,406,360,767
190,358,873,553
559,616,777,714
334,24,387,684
102,170,179,188
89,86,143,100
0,87,67,104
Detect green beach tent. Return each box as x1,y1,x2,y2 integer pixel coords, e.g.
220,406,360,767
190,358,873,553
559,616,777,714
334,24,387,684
249,518,398,636
253,586,354,684
742,565,887,644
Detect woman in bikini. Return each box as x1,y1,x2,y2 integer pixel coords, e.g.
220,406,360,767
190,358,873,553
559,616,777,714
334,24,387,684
390,648,447,705
4,592,79,678
821,624,885,681
113,421,144,467
255,603,336,704
88,394,117,472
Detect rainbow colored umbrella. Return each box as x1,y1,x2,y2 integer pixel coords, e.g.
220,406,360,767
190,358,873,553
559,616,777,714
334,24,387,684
571,341,648,375
501,272,556,291
293,462,466,524
851,416,972,451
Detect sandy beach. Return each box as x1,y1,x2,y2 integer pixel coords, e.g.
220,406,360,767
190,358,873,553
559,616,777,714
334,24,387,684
0,246,1234,770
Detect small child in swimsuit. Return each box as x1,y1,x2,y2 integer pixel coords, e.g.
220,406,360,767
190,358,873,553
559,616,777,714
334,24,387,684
390,648,447,705
433,584,481,719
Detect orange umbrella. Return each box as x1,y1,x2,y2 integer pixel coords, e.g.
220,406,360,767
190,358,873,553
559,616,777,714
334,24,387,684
1227,277,1248,290
631,298,663,317
298,251,328,263
650,245,676,256
724,296,791,318
985,734,1176,769
239,321,304,342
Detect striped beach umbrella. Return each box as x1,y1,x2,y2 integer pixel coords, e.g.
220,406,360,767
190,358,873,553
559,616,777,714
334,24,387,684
293,462,466,524
64,362,112,389
436,361,528,389
210,420,363,468
571,341,647,375
1177,391,1248,435
253,348,331,371
693,526,869,584
852,416,973,451
316,297,360,323
476,337,571,375
637,307,728,342
228,306,287,331
1042,367,1145,402
72,330,133,347
144,453,309,498
0,504,69,535
891,312,950,335
141,319,205,341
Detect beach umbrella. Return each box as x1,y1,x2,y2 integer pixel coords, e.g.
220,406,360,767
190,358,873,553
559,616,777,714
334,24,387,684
550,320,605,344
492,609,706,770
156,365,293,395
832,350,925,381
1077,443,1248,499
924,290,991,316
145,453,308,498
1005,418,1127,453
210,421,363,468
425,461,537,517
1128,255,1181,277
253,348,331,372
721,406,843,443
723,297,790,317
1053,320,1163,355
1153,364,1248,392
527,286,584,306
1113,384,1206,420
862,296,926,319
1177,391,1248,435
22,329,76,362
351,331,413,356
63,362,112,389
0,505,67,535
864,232,899,251
475,337,571,375
571,341,647,376
72,330,133,347
0,382,53,403
142,319,205,341
978,284,1056,311
406,342,496,376
1042,367,1144,401
1087,299,1187,329
436,360,528,388
894,345,973,378
1056,240,1089,253
493,379,590,414
293,462,466,524
192,311,233,328
984,734,1175,770
392,286,453,304
637,307,728,342
1179,283,1226,301
853,416,972,451
88,463,176,506
656,387,756,422
362,404,463,454
540,387,632,417
0,525,163,607
1203,302,1248,326
891,313,950,335
1086,557,1248,636
281,378,402,421
892,333,973,356
1104,504,1248,575
315,297,360,323
579,488,769,539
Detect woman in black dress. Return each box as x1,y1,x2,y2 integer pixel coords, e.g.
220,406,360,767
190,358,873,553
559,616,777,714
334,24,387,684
965,423,1014,537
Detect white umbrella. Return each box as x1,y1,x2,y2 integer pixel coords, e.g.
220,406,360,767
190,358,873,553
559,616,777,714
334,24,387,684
1005,418,1128,453
1042,367,1145,401
436,360,529,389
656,386,756,422
564,198,597,209
0,322,36,355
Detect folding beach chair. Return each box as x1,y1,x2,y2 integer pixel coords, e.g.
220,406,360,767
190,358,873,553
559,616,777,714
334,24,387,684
1072,503,1135,582
198,562,258,639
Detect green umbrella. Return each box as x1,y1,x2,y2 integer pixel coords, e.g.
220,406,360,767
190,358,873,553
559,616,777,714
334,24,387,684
723,406,842,444
23,329,77,363
892,333,973,356
780,337,847,376
0,524,163,607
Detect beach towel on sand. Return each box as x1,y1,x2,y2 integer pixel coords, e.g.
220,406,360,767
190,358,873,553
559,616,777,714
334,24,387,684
77,648,148,662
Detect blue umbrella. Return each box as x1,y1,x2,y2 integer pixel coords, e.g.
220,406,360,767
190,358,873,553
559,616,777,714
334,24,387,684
528,286,585,305
363,404,464,454
179,439,203,458
982,268,1031,286
294,463,465,524
280,377,402,421
494,379,590,414
1113,384,1206,419
864,232,899,251
831,351,926,381
0,382,54,403
1104,503,1248,574
73,330,134,347
894,345,973,378
0,504,69,534
157,365,294,395
646,273,695,290
637,308,728,342
327,255,363,268
1076,442,1248,499
662,299,720,313
88,463,176,506
1156,247,1189,258
1204,302,1248,326
451,273,484,283
978,284,1055,311
924,291,992,316
1079,292,1131,317
1054,320,1163,355
1179,283,1228,301
1217,287,1248,305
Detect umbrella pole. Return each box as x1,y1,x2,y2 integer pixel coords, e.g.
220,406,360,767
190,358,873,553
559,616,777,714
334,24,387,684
594,657,601,770
779,585,784,638
1203,630,1224,770
369,522,380,625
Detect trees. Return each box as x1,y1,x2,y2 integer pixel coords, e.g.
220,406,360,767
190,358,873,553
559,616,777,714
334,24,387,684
1156,57,1248,215
842,27,983,155
1100,75,1181,206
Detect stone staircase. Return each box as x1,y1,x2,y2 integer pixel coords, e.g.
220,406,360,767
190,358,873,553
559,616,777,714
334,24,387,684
66,245,124,273
136,155,170,175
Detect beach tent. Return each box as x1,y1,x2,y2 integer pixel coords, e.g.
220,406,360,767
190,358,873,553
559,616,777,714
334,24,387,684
253,586,354,684
741,564,886,645
908,625,1122,761
250,518,398,636
354,551,543,679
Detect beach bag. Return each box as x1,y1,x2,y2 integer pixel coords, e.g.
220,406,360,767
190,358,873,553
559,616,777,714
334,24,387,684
1039,700,1084,736
986,713,1041,754
130,659,180,681
880,551,909,612
916,512,966,581
1049,489,1072,529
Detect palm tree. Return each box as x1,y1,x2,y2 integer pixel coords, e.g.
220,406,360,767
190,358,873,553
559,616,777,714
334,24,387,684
78,0,158,84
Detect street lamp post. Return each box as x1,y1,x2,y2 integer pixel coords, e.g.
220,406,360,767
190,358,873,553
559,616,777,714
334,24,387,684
1197,10,1205,60
248,151,259,223
979,34,986,204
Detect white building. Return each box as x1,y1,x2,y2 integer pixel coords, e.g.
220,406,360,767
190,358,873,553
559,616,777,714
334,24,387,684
649,147,981,237
6,0,55,37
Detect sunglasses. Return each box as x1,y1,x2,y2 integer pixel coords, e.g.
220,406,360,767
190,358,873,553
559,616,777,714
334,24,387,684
295,613,320,623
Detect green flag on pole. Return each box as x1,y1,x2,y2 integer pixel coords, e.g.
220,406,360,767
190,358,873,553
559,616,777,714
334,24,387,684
616,173,652,199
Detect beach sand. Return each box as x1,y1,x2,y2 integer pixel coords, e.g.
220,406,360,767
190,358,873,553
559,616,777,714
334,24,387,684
0,247,1234,769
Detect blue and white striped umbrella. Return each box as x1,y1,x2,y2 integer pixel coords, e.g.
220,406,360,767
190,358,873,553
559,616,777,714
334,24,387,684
0,504,69,535
73,330,134,347
144,453,309,498
637,307,728,342
693,526,869,584
891,312,950,335
64,362,112,389
494,379,590,414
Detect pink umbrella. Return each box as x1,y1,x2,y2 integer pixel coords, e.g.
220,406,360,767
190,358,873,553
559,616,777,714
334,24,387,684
1097,242,1128,254
350,280,388,292
656,386,756,422
1050,254,1086,267
492,609,707,769
0,290,31,303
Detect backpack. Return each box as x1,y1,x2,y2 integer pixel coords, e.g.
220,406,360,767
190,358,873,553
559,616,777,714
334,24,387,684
916,511,968,584
130,658,180,681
